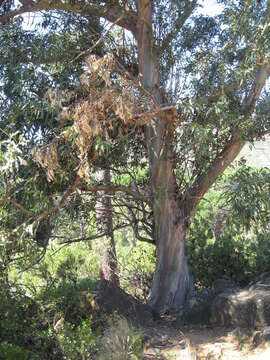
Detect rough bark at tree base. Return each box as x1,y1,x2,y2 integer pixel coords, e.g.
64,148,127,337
149,216,194,313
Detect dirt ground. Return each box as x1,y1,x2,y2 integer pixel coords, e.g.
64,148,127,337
143,321,270,359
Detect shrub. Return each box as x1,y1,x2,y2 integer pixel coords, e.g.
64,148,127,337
0,286,60,360
187,165,270,288
98,316,143,360
1,244,99,359
0,342,31,360
117,240,155,302
56,317,100,360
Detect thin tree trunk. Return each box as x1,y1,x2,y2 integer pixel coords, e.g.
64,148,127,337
96,167,119,285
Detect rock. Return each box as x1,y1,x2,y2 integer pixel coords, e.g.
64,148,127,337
249,272,270,291
253,326,270,347
212,278,238,296
179,288,214,325
211,274,270,328
263,326,270,341
205,346,223,359
93,279,153,325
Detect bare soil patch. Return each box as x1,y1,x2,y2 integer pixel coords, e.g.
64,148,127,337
143,322,270,359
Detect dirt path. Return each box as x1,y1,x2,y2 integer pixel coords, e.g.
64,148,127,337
143,322,270,359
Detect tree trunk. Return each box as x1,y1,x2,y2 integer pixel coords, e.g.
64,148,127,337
137,0,193,313
149,205,194,312
96,167,119,286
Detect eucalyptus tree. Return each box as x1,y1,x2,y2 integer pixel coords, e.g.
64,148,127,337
1,0,270,314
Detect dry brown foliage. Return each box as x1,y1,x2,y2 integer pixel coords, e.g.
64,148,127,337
33,53,176,181
33,142,60,181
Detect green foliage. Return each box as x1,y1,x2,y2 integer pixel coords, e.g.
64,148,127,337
98,316,143,360
0,237,152,359
224,164,270,230
187,165,270,288
57,318,100,360
17,246,97,324
0,342,31,360
0,285,59,360
0,243,101,359
0,284,100,359
117,238,155,301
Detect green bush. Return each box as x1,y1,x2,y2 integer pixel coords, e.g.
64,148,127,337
0,286,60,360
117,239,155,301
187,225,270,287
0,342,31,360
187,165,270,288
0,244,100,359
98,317,143,360
56,317,100,360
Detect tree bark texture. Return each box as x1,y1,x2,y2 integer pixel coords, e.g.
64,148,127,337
149,206,194,312
137,0,193,313
95,167,119,286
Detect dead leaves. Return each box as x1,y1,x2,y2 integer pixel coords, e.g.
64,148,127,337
33,53,178,182
33,142,60,182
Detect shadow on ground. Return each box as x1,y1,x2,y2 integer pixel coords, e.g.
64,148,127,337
143,320,270,360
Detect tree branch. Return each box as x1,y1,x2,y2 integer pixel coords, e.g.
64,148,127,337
159,0,197,52
37,176,81,222
184,57,270,214
19,0,35,6
129,207,154,244
0,0,138,36
12,198,33,216
73,13,125,62
184,137,244,213
244,55,270,115
78,183,150,204
55,223,130,245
